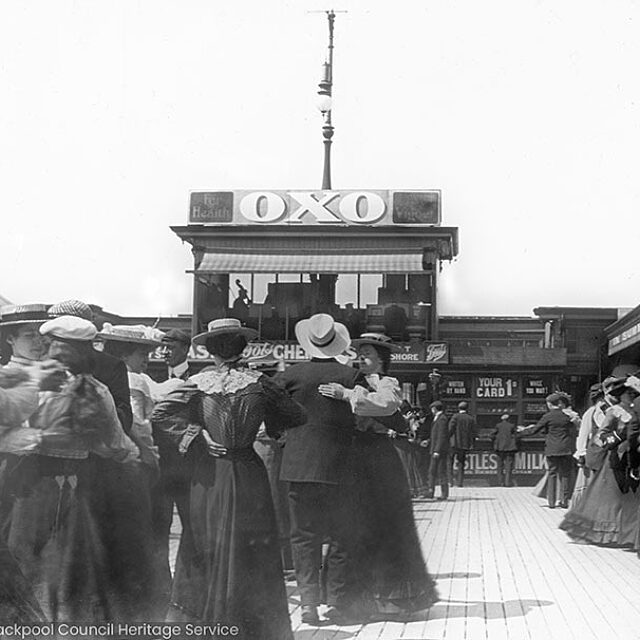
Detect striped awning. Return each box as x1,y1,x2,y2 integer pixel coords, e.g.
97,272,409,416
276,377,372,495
193,250,427,274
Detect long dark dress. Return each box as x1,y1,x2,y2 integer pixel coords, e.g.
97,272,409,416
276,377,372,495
7,456,121,622
344,374,437,616
350,422,438,616
152,364,306,640
0,520,46,624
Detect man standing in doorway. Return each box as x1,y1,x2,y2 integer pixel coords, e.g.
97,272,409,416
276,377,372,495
448,401,477,487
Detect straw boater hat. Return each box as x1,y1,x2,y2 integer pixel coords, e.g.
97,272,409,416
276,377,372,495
295,313,350,359
0,303,50,328
192,318,258,346
97,323,164,347
351,332,402,353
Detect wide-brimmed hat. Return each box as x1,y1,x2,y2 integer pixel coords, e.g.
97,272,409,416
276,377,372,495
295,313,350,359
351,332,401,353
192,318,258,346
0,303,50,328
97,323,165,347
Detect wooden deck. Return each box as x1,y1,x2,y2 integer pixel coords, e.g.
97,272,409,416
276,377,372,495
170,487,640,640
288,487,640,640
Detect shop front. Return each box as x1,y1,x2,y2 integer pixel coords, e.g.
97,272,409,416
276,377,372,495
172,189,458,346
605,303,640,374
168,189,586,485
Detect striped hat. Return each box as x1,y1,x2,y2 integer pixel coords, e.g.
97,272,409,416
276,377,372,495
48,299,93,321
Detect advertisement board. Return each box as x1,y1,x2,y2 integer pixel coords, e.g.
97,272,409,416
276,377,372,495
189,190,441,226
452,451,546,475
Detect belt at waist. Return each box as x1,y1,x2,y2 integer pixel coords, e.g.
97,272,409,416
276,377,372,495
217,447,256,461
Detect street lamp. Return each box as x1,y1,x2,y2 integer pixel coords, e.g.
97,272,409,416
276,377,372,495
316,10,336,190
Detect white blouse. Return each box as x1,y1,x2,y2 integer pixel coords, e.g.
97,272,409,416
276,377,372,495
343,374,403,417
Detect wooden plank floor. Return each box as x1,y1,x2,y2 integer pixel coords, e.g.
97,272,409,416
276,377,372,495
170,487,640,640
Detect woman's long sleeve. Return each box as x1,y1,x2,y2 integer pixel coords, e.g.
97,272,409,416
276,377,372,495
576,407,595,457
0,382,39,428
343,375,403,417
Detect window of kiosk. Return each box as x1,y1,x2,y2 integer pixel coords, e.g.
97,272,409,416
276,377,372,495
197,270,436,342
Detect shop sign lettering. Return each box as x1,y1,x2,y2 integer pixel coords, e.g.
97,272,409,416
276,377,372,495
452,451,545,475
475,377,517,398
524,377,550,397
391,343,425,363
444,378,470,397
189,190,441,226
609,320,640,354
425,342,448,364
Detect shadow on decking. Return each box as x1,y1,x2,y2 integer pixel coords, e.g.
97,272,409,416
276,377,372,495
447,497,497,502
422,598,553,620
433,571,482,579
295,631,356,640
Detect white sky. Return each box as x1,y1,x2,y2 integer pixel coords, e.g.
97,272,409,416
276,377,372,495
1,0,639,318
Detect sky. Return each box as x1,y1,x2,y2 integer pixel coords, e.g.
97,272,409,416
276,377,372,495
1,0,639,319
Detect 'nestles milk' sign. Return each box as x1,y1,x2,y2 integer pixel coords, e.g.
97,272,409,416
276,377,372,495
189,190,441,226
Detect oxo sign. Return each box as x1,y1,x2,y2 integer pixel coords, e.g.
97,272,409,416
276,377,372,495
189,190,441,226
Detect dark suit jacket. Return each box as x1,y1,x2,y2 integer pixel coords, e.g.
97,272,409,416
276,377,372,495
276,358,365,484
92,349,133,434
491,420,518,452
429,412,450,455
526,408,576,456
449,411,477,450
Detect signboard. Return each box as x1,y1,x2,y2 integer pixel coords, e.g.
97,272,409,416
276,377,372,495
475,377,517,398
525,402,548,415
392,342,425,363
150,339,440,365
148,342,317,364
524,377,550,398
443,376,471,398
189,190,441,226
609,319,640,355
452,451,546,475
476,403,518,415
424,342,449,364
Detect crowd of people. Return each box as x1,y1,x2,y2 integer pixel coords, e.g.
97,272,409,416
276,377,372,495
0,304,440,638
517,375,640,554
3,299,639,637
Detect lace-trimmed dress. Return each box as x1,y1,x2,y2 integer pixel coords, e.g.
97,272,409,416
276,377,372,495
560,404,640,546
152,364,306,640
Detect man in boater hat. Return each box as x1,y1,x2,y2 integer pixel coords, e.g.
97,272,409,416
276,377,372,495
275,313,365,625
